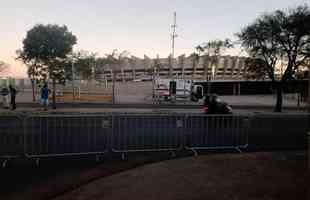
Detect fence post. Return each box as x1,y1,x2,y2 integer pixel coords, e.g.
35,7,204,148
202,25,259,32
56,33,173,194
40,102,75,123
177,115,186,150
110,114,114,153
22,114,27,158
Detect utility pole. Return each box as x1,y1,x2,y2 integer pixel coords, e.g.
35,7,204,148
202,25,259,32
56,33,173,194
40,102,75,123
170,12,177,78
71,60,75,100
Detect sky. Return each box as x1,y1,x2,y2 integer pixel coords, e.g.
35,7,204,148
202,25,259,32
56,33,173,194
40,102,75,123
0,0,308,77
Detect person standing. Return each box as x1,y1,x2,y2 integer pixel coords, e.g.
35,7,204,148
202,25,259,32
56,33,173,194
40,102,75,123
40,83,49,111
1,87,9,109
9,85,17,110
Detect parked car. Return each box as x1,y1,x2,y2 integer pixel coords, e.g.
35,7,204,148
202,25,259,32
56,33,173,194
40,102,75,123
203,94,232,114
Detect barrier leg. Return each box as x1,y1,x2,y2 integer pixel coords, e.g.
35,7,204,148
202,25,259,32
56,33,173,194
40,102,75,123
121,153,126,161
96,155,100,162
2,159,9,168
35,158,40,167
235,147,242,153
188,148,198,157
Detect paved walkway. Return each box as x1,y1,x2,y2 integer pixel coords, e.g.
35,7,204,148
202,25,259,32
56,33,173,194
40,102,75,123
11,81,307,107
53,152,307,200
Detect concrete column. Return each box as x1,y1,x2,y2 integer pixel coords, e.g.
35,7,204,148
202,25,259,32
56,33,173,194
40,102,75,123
203,56,210,80
110,69,113,82
237,58,243,79
213,57,221,80
223,56,229,79
132,68,135,80
192,55,199,79
121,68,125,83
231,57,237,79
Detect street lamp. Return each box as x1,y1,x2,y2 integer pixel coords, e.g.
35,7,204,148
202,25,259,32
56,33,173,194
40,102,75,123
71,58,75,100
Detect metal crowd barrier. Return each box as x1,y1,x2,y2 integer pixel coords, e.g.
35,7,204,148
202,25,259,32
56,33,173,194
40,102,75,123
24,115,112,159
0,113,308,165
185,114,249,155
0,115,24,167
112,114,184,155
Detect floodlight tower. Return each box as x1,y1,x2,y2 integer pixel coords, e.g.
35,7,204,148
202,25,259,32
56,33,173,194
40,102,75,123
170,12,178,78
171,12,177,59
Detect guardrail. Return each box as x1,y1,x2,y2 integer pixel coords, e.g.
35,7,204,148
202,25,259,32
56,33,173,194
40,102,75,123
0,113,308,166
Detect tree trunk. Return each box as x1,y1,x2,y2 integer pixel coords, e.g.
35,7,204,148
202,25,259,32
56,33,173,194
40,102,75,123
275,82,283,112
31,79,36,102
52,78,56,109
308,69,310,112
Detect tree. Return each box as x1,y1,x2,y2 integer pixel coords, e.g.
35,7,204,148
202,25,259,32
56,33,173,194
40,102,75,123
238,5,310,112
0,61,9,74
105,50,130,69
95,57,108,81
104,50,130,103
16,50,45,102
195,39,233,93
17,24,77,109
152,55,164,77
70,51,97,80
243,58,269,80
196,39,233,75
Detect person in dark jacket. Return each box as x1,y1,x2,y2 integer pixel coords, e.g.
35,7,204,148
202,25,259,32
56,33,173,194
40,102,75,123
9,85,17,110
1,87,9,109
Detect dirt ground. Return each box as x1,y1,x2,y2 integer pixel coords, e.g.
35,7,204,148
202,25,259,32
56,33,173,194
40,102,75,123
42,151,308,200
0,152,307,200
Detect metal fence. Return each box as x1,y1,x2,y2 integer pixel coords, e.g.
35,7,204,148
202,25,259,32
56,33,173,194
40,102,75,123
185,115,249,154
112,114,184,153
0,113,308,165
0,115,23,159
24,115,111,158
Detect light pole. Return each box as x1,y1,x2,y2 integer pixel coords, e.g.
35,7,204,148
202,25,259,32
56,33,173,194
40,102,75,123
112,70,115,104
71,58,75,100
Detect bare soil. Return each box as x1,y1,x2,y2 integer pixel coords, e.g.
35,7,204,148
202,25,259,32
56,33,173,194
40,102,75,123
1,151,305,200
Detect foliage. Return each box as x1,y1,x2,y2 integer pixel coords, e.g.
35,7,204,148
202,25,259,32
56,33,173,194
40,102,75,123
105,49,130,70
196,39,233,57
237,5,310,111
195,39,234,80
152,56,164,72
71,51,97,80
0,61,9,74
244,58,269,80
17,24,77,84
238,5,310,81
17,24,77,108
